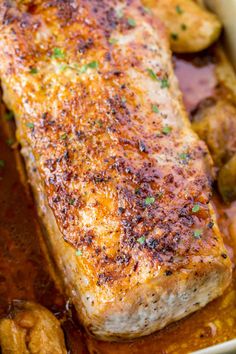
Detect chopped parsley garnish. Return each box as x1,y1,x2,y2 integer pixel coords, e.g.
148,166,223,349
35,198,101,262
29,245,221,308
0,160,5,168
162,125,172,135
26,122,34,129
75,249,82,256
193,229,202,239
29,67,38,74
161,78,170,89
60,133,67,140
137,236,146,244
52,48,65,59
152,104,159,113
6,138,14,146
145,196,155,205
147,68,158,81
109,38,118,45
127,18,136,27
176,5,184,14
181,23,187,31
179,152,188,159
4,111,14,121
192,204,200,213
59,64,67,72
69,198,75,205
59,63,85,74
97,119,103,127
179,152,189,162
171,33,179,41
80,64,88,73
88,61,98,69
121,96,126,103
80,61,99,73
147,69,169,89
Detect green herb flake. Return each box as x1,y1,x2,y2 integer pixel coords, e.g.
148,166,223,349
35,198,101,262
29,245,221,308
127,18,136,27
176,5,184,14
145,196,155,205
171,32,179,41
29,67,38,74
59,64,67,72
51,48,65,59
162,125,172,135
88,61,99,69
192,204,200,213
179,152,189,162
75,249,83,256
181,23,187,31
121,96,126,104
97,120,103,127
109,38,118,45
6,138,14,146
137,236,146,245
161,78,170,89
26,122,34,129
80,61,98,73
152,104,159,113
80,64,88,73
0,160,5,168
193,229,202,239
147,68,158,81
69,198,75,205
61,133,67,140
4,111,14,121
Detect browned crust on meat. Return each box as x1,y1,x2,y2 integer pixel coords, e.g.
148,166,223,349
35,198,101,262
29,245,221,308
0,0,231,306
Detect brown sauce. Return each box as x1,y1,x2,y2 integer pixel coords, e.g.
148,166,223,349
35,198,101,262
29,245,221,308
0,51,235,353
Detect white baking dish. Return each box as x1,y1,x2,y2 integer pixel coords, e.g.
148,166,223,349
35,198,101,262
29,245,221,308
194,338,236,354
205,0,236,70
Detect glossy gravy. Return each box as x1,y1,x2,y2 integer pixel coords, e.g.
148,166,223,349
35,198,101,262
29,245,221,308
0,52,235,354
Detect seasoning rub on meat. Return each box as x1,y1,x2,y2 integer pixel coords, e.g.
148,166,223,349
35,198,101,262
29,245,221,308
0,0,232,341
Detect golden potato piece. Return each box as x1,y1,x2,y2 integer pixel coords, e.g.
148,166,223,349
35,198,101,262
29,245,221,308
0,318,29,354
218,154,236,203
192,99,236,202
192,99,236,167
142,0,222,53
0,301,67,354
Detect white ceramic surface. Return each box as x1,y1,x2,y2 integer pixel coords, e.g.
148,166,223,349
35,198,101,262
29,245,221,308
205,0,236,70
193,338,236,354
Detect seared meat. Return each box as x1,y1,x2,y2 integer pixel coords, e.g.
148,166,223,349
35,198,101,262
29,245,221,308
0,0,232,340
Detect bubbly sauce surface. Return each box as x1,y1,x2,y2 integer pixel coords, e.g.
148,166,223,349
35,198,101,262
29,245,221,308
0,54,235,354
